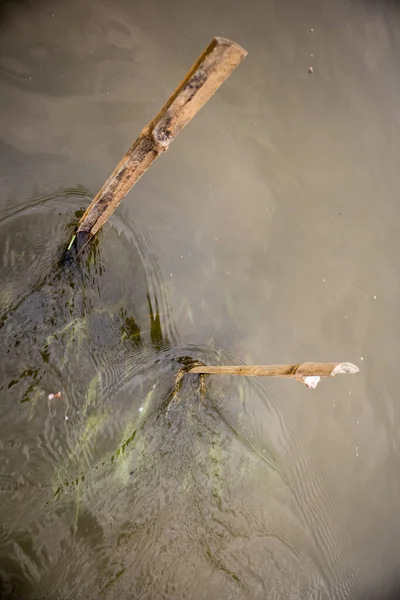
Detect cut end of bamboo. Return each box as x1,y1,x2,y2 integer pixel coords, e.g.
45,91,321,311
331,362,360,376
294,362,360,387
213,36,248,58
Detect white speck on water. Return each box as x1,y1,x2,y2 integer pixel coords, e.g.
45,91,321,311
357,420,360,424
355,452,359,457
107,92,110,96
333,403,336,407
29,77,32,80
311,53,314,58
322,278,326,282
360,357,364,361
180,255,183,259
138,406,144,413
170,273,172,277
65,416,69,421
52,13,55,17
310,27,314,32
262,450,265,453
373,295,377,299
349,390,352,395
345,315,347,320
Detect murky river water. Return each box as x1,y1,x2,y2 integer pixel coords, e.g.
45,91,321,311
1,0,400,598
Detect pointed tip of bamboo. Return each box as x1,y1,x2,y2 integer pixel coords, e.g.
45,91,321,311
331,362,360,376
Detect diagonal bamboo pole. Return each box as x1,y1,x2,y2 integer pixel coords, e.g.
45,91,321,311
71,37,247,251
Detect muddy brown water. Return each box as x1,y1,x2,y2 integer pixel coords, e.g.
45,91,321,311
1,0,400,598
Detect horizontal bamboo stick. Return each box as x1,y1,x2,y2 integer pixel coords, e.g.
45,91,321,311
73,36,247,250
186,361,359,389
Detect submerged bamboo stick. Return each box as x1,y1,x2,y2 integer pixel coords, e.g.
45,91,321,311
72,37,247,250
185,361,360,389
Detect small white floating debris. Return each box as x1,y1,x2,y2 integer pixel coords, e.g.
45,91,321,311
138,406,144,413
304,376,320,389
48,391,61,400
308,66,314,74
65,416,69,421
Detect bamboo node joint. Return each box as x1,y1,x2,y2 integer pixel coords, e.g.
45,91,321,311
152,115,173,148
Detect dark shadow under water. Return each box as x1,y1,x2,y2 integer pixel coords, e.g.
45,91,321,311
0,195,285,599
0,194,356,600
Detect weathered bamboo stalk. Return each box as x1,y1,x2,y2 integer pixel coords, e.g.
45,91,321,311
72,36,247,250
185,361,360,389
187,362,359,377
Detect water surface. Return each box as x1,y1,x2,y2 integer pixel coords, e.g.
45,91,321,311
1,0,400,598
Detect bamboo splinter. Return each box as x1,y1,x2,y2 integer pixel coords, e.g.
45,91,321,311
72,36,247,250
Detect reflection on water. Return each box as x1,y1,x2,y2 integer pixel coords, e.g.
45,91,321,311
2,0,400,598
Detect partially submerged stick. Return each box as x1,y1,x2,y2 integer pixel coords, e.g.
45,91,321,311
72,36,247,250
176,361,359,392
